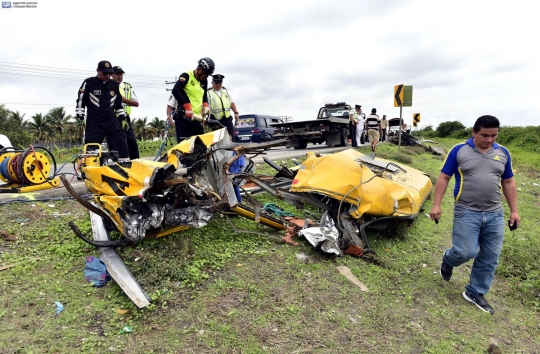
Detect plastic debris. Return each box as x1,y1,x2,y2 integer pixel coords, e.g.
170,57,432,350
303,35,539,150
295,253,309,261
262,203,294,217
54,302,64,315
83,256,110,287
119,326,133,334
48,204,55,208
299,212,341,255
347,314,358,324
116,309,129,315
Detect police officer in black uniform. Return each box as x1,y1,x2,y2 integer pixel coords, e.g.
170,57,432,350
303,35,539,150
171,57,214,143
75,60,129,161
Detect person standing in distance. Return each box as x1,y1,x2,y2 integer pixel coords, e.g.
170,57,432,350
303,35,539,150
110,65,140,159
171,57,214,142
75,60,129,161
430,115,520,315
380,115,388,142
348,105,358,147
354,105,363,146
206,74,239,137
366,108,381,153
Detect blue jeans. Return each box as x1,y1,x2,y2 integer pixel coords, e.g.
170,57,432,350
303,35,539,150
443,206,505,295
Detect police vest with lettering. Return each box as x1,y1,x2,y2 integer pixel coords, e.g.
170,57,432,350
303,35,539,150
208,88,231,120
183,70,204,115
118,82,133,115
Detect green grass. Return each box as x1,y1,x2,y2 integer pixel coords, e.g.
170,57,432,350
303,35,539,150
1,139,539,353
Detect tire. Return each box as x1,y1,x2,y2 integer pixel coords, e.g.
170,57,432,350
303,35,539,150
293,140,308,149
339,126,348,147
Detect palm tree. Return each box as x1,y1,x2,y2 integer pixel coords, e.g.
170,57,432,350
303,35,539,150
45,107,71,147
64,118,81,147
10,110,27,127
132,117,150,141
149,117,166,139
27,113,52,146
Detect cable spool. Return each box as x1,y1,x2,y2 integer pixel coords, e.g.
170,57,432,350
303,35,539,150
0,152,16,183
0,150,53,186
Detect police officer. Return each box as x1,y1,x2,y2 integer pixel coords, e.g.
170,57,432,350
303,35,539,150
75,60,129,161
110,65,140,159
349,105,358,147
171,57,215,143
206,74,239,137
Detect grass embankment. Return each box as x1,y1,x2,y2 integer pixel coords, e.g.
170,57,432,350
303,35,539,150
1,138,539,353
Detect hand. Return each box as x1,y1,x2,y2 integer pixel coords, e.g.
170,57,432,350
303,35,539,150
201,102,210,118
183,103,193,120
167,116,175,127
202,106,210,118
430,205,442,221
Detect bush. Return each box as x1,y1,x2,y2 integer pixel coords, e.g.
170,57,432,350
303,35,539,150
449,128,470,139
436,121,466,137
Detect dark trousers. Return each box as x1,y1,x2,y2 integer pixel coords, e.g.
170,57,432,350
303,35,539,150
107,116,139,159
381,129,387,142
208,115,234,137
173,114,204,168
86,121,128,159
349,122,357,147
174,115,204,142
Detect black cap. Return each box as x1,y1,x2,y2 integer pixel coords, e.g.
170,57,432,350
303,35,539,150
355,104,361,108
97,60,114,74
113,65,125,74
371,108,377,113
212,74,225,83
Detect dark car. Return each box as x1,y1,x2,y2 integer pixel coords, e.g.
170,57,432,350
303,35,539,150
233,114,284,143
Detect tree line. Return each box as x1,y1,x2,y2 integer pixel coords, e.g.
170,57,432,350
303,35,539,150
0,104,168,149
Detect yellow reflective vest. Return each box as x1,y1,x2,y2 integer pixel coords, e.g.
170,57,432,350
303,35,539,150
118,82,133,115
352,110,358,123
183,70,204,115
208,88,231,120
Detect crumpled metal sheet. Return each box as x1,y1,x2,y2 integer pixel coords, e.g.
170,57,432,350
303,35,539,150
122,201,164,241
299,212,342,256
163,206,213,229
291,149,432,219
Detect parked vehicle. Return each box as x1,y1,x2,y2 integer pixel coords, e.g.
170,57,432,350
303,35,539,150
233,114,284,143
387,118,404,137
272,102,351,149
0,134,13,150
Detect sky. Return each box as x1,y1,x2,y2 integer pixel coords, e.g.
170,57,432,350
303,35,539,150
1,0,539,130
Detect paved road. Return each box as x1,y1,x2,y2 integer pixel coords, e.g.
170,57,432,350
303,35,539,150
0,143,368,202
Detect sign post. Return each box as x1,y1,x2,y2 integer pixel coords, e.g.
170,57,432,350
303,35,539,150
394,85,413,152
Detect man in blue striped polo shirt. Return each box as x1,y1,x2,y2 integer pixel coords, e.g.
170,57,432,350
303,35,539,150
430,115,520,315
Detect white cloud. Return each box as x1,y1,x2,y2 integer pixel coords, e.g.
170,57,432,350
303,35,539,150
1,0,539,130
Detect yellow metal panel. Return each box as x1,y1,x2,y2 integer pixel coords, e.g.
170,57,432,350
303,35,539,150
291,149,432,219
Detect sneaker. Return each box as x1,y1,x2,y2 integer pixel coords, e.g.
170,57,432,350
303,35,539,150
462,291,494,315
440,253,453,281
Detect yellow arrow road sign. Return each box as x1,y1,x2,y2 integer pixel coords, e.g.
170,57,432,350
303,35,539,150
413,113,420,127
394,84,403,107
